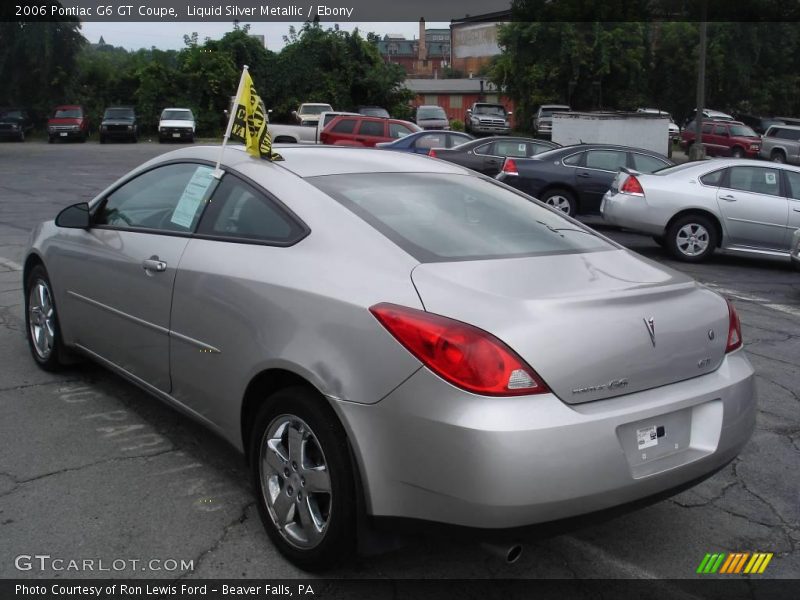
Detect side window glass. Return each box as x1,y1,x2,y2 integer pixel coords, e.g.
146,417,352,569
447,134,470,148
389,123,413,138
331,119,356,134
785,171,800,200
197,175,305,243
96,164,214,232
700,169,725,186
530,143,551,156
562,152,583,166
727,167,782,197
585,150,627,171
473,143,492,155
414,133,447,150
631,153,669,173
713,125,727,135
701,124,713,134
359,120,385,137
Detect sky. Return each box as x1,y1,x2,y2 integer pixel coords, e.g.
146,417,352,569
80,21,450,52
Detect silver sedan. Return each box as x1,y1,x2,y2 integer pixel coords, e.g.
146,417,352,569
24,145,756,568
601,158,800,263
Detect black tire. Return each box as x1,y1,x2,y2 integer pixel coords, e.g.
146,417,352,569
652,235,666,248
731,146,744,158
158,136,165,144
99,135,106,144
771,150,786,164
48,135,54,144
80,132,87,143
666,214,718,263
18,130,25,142
541,188,577,216
188,133,195,143
24,264,67,371
250,386,356,570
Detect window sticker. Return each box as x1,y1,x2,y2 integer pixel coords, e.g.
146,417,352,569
765,172,777,185
171,166,215,228
519,143,526,152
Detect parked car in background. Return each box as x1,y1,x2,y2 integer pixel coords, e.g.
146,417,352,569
376,130,473,154
99,106,139,143
358,106,390,119
533,104,571,138
292,103,334,127
26,144,755,569
0,107,33,141
637,108,680,141
414,105,450,130
48,105,90,143
158,108,195,143
320,115,420,147
734,114,784,136
429,136,559,177
683,108,734,128
759,124,800,164
496,144,673,216
601,159,800,263
680,120,761,158
465,102,512,136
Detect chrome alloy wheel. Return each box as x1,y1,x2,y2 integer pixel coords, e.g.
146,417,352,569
676,223,710,257
545,195,572,214
28,279,55,360
259,415,332,549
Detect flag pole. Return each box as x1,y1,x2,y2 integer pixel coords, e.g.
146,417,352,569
214,64,249,179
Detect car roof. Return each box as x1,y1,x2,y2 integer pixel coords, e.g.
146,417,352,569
153,145,472,179
767,123,800,130
555,143,666,155
657,158,800,175
162,107,192,112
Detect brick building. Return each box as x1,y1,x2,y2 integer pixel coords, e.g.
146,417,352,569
375,19,451,78
404,78,515,126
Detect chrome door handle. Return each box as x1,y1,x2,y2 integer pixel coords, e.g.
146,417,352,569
720,194,737,202
577,172,591,178
142,258,167,272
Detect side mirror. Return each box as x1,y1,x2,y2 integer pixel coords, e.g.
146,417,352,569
55,202,90,229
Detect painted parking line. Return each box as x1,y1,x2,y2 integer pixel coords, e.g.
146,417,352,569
705,283,800,319
0,257,22,272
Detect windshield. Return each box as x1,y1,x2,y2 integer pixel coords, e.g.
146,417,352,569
0,110,22,118
729,125,758,137
309,173,614,262
300,104,333,115
161,110,193,121
474,105,507,117
417,107,447,120
104,108,134,119
54,108,82,118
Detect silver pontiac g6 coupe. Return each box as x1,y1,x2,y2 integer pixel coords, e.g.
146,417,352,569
23,145,756,567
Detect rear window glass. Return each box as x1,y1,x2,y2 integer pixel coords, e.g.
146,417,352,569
309,173,615,262
700,169,725,186
358,120,384,137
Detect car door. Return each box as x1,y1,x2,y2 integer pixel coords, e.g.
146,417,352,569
168,171,309,427
355,119,387,146
782,169,800,248
55,162,216,392
574,150,627,212
716,165,789,250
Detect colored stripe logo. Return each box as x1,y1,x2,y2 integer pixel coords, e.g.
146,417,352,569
697,552,773,574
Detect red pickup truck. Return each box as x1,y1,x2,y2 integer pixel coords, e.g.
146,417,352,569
48,105,90,143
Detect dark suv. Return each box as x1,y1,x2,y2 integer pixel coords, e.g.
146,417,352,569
0,108,33,141
100,106,139,143
680,120,761,158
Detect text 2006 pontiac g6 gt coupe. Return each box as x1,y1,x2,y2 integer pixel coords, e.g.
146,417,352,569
24,145,755,567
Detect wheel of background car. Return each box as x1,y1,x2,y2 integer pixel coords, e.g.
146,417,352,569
48,136,54,144
731,147,744,158
541,189,576,216
666,214,718,263
18,129,25,142
250,386,356,569
100,135,106,144
25,265,66,371
771,150,786,163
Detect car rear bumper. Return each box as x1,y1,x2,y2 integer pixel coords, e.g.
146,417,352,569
600,191,666,235
337,351,755,529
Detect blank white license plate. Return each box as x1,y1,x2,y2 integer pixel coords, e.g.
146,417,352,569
60,132,67,137
172,133,180,138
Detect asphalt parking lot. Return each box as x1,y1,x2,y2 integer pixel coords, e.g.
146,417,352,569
0,140,797,581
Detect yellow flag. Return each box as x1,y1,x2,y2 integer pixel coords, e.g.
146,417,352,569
230,71,282,161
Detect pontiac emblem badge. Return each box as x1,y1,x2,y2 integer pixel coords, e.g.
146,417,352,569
643,317,656,347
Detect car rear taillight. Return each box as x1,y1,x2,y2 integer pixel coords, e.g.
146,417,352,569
620,174,644,195
370,303,549,396
725,299,743,353
501,157,518,176
428,148,437,158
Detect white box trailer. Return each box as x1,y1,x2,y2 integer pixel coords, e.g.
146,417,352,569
552,111,670,156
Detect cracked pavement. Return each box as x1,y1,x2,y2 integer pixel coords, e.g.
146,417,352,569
0,142,797,580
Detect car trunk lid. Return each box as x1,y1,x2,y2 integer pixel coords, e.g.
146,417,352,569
411,249,729,403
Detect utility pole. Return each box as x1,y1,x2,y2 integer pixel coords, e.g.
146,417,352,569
689,4,708,161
